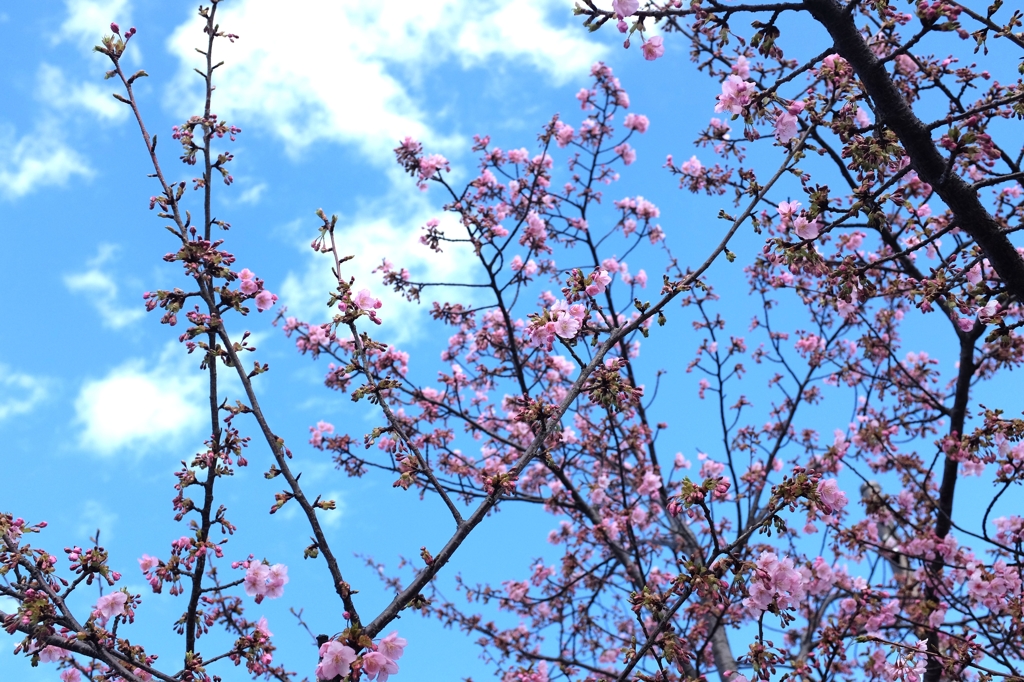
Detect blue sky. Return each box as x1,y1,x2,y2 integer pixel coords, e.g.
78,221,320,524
3,1,1017,681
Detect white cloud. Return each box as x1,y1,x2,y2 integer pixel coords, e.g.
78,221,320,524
76,500,118,543
74,344,206,456
279,198,478,346
59,0,132,47
38,63,129,122
235,181,267,205
0,123,92,200
164,0,605,164
0,366,48,422
64,244,145,329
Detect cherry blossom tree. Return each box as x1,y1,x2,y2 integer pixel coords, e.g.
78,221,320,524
3,1,1023,682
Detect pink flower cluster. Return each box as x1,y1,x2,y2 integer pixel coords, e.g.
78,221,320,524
316,631,407,681
714,75,756,115
243,562,288,602
586,269,612,297
237,268,278,312
744,551,805,613
774,100,805,144
92,591,128,626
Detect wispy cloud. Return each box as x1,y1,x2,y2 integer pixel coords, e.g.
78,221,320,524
38,63,129,122
74,344,206,456
235,181,267,205
164,0,606,165
0,122,92,200
64,244,145,329
58,0,132,47
0,365,48,422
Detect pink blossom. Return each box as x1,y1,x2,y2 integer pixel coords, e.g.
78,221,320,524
418,153,449,182
642,36,665,61
61,670,82,682
255,290,277,312
378,631,408,661
895,54,919,75
715,75,756,115
633,269,647,287
554,121,574,148
316,640,357,680
353,288,382,311
732,55,750,78
612,0,639,17
577,88,594,110
244,563,271,597
637,471,661,497
93,591,128,623
508,147,530,163
264,563,289,599
307,324,329,348
744,551,806,613
615,143,636,165
680,155,703,176
255,616,273,637
238,268,259,295
794,216,821,240
817,479,848,513
777,200,801,221
38,645,70,662
552,312,581,339
138,554,159,572
978,299,999,324
589,269,612,295
623,113,649,133
363,651,400,681
775,110,798,143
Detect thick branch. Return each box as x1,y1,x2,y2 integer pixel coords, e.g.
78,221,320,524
803,0,1024,303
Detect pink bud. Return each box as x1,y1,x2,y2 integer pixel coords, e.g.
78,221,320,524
110,22,120,34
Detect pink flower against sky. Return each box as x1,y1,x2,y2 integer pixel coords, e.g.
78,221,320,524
93,591,128,624
794,216,821,240
637,471,661,496
363,651,399,681
552,312,581,339
680,155,702,176
642,36,665,61
378,631,407,661
255,289,277,312
238,268,259,295
316,640,356,680
612,0,639,18
732,54,750,78
714,75,756,115
623,113,649,133
138,554,159,572
244,562,288,600
777,200,801,221
744,551,806,613
816,479,848,512
353,288,382,311
775,110,798,143
615,142,636,165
